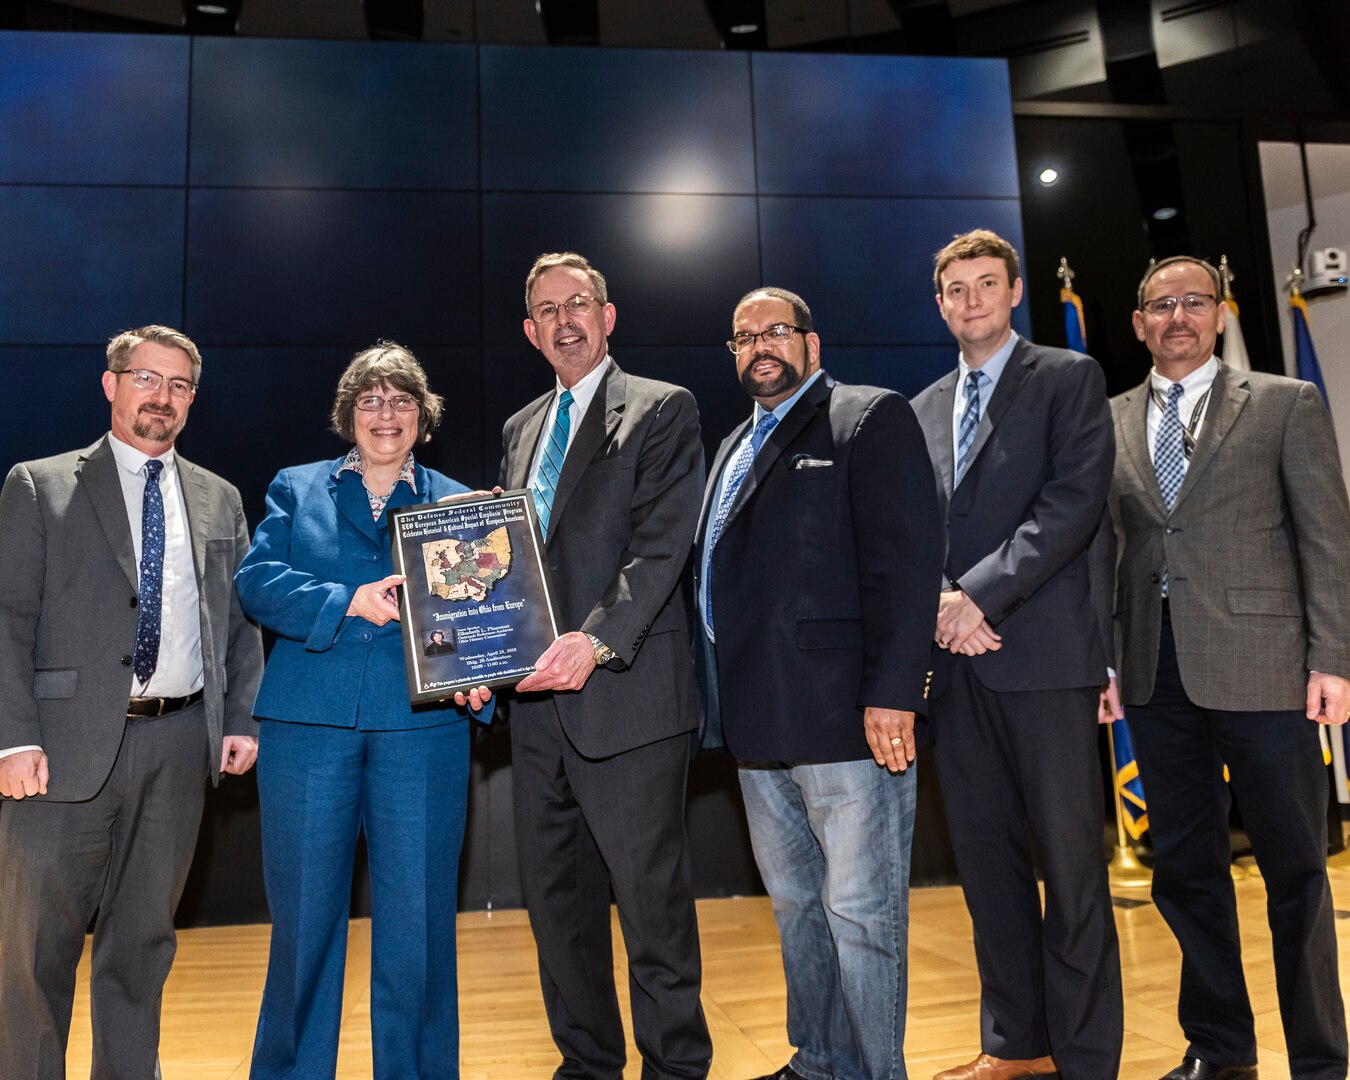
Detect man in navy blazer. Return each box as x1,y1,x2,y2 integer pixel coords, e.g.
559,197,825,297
911,231,1122,1080
697,287,942,1080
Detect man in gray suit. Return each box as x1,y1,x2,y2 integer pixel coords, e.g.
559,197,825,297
1100,256,1350,1080
911,229,1122,1080
0,325,264,1080
500,253,711,1080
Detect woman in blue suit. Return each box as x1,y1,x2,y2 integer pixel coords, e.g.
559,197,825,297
236,342,491,1080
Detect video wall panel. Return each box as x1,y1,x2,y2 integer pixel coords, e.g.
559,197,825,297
479,46,757,194
0,31,188,185
185,188,481,346
190,38,480,190
0,185,186,344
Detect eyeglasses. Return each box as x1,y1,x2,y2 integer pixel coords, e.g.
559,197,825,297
530,294,602,323
1141,294,1217,317
116,368,196,399
355,393,419,413
727,324,807,355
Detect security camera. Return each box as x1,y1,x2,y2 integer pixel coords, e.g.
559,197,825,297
1304,248,1348,300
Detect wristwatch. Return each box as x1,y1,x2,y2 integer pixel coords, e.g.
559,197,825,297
585,633,616,667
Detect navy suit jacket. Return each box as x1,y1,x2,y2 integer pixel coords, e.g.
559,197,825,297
696,374,943,763
235,457,490,730
911,337,1114,697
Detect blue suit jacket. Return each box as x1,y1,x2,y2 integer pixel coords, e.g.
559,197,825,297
235,457,490,730
911,337,1114,696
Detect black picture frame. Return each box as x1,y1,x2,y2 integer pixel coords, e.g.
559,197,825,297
389,489,562,704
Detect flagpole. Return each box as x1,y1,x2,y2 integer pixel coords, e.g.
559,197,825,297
1106,722,1151,887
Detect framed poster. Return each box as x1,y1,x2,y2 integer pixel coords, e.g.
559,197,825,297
389,489,562,704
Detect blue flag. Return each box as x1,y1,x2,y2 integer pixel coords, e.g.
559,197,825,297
1061,285,1086,352
1290,292,1329,404
1112,719,1148,840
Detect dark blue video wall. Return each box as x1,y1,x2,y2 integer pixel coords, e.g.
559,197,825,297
0,30,1023,918
1,31,1023,509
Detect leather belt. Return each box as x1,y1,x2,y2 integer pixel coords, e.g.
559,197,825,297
127,689,203,718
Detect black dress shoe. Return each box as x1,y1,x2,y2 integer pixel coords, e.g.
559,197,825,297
1159,1056,1257,1080
750,1065,809,1080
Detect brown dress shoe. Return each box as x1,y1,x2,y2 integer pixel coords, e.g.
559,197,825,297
933,1052,1059,1080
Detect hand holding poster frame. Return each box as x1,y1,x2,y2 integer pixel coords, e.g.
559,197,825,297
389,489,563,704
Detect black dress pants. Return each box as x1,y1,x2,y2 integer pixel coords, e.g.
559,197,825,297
1129,612,1347,1079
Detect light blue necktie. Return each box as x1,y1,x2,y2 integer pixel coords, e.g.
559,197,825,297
705,412,780,630
132,458,164,684
1154,382,1186,596
955,369,984,482
532,389,573,541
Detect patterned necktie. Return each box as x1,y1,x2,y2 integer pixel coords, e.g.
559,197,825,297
1154,383,1186,510
132,458,165,684
1154,383,1185,596
955,369,984,482
532,389,573,541
705,412,780,629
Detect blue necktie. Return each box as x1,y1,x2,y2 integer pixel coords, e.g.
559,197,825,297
532,389,573,541
705,412,780,630
132,458,165,684
1154,382,1186,596
955,369,984,482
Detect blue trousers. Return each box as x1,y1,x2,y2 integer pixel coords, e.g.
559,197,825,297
250,718,470,1080
739,759,917,1080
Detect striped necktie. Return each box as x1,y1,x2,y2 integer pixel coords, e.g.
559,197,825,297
704,412,780,630
532,389,573,540
132,458,165,684
955,369,984,482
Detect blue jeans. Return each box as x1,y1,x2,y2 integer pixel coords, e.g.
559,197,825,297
739,759,917,1080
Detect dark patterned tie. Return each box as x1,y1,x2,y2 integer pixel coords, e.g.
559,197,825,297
532,390,573,541
1154,383,1185,596
132,458,165,683
955,369,984,482
705,412,780,630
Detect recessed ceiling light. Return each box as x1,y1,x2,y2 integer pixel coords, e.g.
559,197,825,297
1037,167,1059,186
1153,206,1179,221
195,3,228,12
729,23,759,34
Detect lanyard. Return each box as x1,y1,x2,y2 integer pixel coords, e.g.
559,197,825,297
1151,385,1210,460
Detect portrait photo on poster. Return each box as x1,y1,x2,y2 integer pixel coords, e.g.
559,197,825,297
389,489,562,704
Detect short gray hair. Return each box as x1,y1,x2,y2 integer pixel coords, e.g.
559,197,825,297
1136,256,1222,308
524,252,609,314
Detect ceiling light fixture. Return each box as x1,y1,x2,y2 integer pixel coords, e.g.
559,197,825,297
195,3,228,11
1152,207,1179,221
729,23,758,33
1037,168,1059,186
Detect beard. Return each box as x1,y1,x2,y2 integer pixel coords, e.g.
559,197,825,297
740,354,803,401
132,404,180,444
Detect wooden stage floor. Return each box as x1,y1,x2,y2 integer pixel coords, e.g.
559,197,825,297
54,867,1350,1079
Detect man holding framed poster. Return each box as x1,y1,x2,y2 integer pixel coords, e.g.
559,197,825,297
497,251,711,1080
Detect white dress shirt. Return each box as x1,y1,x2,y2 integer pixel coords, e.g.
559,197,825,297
527,355,613,488
1146,355,1219,470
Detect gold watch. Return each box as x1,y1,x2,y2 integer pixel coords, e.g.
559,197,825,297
585,633,616,666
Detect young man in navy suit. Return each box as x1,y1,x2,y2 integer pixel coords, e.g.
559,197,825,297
911,231,1122,1080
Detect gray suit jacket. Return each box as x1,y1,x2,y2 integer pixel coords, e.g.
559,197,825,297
499,359,704,758
1105,364,1350,710
0,436,264,801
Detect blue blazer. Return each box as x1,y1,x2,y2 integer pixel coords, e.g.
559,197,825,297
235,456,491,730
